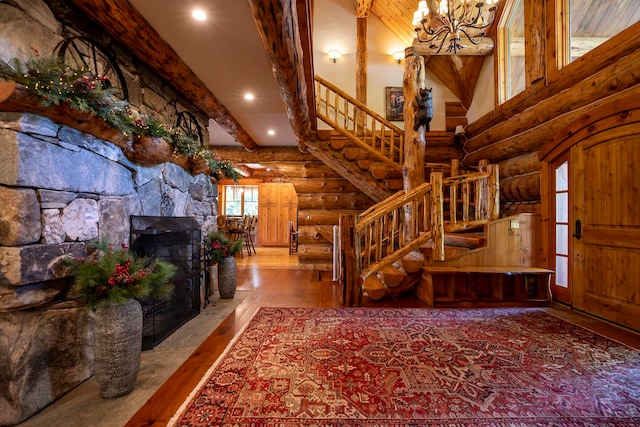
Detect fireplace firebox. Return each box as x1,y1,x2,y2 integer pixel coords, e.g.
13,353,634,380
130,216,202,350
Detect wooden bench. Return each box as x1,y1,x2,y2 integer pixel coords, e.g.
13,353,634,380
417,266,554,307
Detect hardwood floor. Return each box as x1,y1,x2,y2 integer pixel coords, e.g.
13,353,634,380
126,247,640,426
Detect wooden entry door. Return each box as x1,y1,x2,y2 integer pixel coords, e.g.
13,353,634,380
571,126,640,331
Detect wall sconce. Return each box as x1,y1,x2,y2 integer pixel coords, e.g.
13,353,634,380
327,50,342,63
392,51,404,64
454,125,466,147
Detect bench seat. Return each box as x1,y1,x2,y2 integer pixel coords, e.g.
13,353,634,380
417,266,553,308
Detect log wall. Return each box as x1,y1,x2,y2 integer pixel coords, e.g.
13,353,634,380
462,22,640,214
213,146,375,272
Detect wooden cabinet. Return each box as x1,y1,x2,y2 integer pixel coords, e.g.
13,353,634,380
258,183,297,246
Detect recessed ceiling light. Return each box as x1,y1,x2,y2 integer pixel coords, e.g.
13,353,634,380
267,129,275,136
244,93,255,101
192,9,207,21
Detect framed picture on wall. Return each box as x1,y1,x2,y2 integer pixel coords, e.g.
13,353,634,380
385,87,404,121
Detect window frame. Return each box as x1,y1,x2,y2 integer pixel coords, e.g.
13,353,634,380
496,0,525,105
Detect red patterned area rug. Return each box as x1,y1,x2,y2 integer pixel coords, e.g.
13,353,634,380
170,307,640,426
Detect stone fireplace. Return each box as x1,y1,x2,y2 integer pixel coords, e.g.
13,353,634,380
0,2,219,423
0,112,218,425
130,216,202,350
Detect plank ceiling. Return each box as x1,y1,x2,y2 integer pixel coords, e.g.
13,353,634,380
368,0,639,109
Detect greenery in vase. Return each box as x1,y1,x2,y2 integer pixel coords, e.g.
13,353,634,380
0,52,239,181
60,239,176,310
206,231,243,264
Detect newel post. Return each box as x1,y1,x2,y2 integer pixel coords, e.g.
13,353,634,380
402,49,426,242
487,164,500,220
339,214,360,306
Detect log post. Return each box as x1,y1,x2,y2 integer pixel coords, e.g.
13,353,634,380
450,159,460,223
487,164,500,220
356,17,367,136
402,51,426,241
340,214,359,306
430,172,445,261
476,160,488,220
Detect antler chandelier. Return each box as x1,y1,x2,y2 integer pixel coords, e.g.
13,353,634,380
413,0,499,54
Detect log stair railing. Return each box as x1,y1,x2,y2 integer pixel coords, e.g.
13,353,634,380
315,76,404,172
340,160,499,306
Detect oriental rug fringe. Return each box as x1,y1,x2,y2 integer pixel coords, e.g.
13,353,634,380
170,307,640,426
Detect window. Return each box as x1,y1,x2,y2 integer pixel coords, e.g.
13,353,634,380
554,161,569,288
224,185,258,217
497,0,525,103
557,0,640,67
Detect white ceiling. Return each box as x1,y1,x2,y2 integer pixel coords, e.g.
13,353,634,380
127,0,408,150
127,0,301,148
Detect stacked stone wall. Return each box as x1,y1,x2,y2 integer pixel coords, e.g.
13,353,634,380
0,1,217,424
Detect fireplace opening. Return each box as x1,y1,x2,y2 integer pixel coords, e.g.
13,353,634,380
130,216,202,350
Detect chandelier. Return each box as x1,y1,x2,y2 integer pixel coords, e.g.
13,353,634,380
413,0,499,54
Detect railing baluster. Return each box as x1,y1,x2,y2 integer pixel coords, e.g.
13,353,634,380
314,76,403,172
462,181,470,222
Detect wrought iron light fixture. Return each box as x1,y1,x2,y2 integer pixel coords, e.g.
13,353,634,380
413,0,499,54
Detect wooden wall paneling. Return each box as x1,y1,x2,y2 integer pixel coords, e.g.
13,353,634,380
424,214,542,268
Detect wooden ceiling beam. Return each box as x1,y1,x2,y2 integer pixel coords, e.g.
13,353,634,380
213,146,316,163
247,0,315,151
408,38,496,56
66,0,259,152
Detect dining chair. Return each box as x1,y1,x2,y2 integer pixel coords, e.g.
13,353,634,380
244,215,257,255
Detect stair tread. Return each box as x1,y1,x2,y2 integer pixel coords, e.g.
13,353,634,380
443,233,486,248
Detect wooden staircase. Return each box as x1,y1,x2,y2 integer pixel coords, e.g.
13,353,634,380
328,134,403,191
312,76,465,202
339,161,501,305
310,76,404,202
310,76,551,307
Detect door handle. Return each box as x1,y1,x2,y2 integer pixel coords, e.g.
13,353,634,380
573,219,582,239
